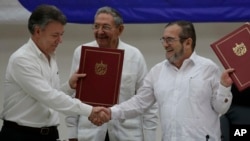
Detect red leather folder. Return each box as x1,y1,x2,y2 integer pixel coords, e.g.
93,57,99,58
211,23,250,91
76,46,124,106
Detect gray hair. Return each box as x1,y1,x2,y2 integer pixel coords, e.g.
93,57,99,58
28,4,67,34
95,6,123,27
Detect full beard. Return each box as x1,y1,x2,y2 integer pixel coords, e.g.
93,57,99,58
167,46,184,64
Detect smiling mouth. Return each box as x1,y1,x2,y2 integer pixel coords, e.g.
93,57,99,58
166,49,173,52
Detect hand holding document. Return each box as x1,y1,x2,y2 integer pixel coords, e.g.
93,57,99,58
211,23,250,91
76,46,124,106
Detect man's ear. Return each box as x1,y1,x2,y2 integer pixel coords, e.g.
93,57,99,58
33,26,41,35
185,38,192,46
183,38,194,52
118,25,124,35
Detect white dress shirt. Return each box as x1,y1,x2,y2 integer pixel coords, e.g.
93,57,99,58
111,52,232,141
66,40,158,141
0,38,92,128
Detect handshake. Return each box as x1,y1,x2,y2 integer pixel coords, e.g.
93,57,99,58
88,107,112,126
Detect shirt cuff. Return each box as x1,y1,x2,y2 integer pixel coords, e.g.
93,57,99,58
219,84,231,96
110,106,121,120
78,102,93,117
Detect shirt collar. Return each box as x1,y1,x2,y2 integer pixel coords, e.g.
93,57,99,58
165,51,198,68
188,51,198,64
28,38,56,58
92,39,123,49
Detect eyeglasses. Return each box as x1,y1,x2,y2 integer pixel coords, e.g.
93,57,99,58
92,24,113,31
160,37,187,44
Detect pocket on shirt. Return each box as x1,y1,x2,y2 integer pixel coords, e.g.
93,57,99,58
189,78,211,101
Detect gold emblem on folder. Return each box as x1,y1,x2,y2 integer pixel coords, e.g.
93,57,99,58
233,42,247,56
95,60,107,75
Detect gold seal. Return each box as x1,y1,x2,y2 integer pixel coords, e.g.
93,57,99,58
233,42,247,56
95,60,107,75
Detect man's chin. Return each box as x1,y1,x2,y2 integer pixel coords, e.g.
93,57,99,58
167,56,177,63
98,43,109,48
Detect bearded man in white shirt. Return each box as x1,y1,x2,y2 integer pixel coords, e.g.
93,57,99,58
0,4,108,141
93,20,235,141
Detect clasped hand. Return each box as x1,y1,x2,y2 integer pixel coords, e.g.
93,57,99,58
88,107,111,126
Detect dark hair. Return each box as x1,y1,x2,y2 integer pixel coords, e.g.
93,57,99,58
165,20,196,50
28,4,67,34
95,6,123,27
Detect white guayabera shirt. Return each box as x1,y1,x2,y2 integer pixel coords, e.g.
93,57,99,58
112,52,232,141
